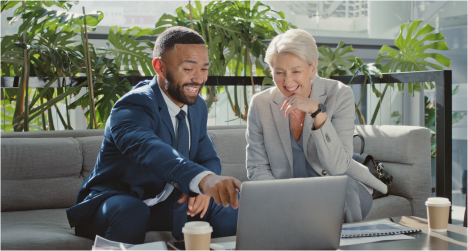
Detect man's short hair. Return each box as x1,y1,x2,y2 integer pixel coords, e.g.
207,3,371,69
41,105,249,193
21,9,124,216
153,26,205,59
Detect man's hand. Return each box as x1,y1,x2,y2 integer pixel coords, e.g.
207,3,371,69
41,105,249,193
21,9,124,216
189,194,210,218
177,194,211,218
178,193,189,204
199,174,241,209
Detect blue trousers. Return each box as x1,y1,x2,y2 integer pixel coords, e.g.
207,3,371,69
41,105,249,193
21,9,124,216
75,190,238,244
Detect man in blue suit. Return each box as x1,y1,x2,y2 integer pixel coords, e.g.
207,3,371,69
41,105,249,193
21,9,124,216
66,26,241,244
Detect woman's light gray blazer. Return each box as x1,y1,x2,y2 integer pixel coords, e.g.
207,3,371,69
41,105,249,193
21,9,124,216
245,75,388,194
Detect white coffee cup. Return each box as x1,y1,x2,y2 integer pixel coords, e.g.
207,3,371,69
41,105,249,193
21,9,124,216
182,221,213,250
425,197,451,232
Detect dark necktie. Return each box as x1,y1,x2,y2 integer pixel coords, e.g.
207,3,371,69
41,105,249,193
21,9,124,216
176,110,189,158
173,109,190,240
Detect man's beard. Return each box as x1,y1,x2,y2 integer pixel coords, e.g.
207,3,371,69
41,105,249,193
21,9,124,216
164,70,203,106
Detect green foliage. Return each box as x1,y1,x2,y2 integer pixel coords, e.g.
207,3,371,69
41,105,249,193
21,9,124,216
317,42,355,78
1,89,46,132
1,1,73,12
155,0,295,120
316,21,452,126
1,34,23,76
1,98,16,132
100,26,158,77
7,5,103,43
348,58,383,125
377,20,450,94
1,2,106,131
69,47,132,127
390,111,402,125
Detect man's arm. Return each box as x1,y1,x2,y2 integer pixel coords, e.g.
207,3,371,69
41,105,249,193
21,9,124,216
113,93,240,209
199,174,241,209
110,92,208,196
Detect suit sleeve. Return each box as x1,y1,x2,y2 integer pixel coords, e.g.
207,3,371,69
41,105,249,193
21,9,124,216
246,95,276,181
109,92,208,196
310,85,355,175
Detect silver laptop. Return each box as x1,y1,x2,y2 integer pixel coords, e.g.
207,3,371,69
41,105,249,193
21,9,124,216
235,176,348,250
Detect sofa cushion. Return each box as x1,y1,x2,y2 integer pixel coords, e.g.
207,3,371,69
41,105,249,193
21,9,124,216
1,209,93,250
208,128,248,182
1,129,105,139
75,136,104,179
1,178,83,212
353,125,429,165
378,162,413,200
365,195,412,221
1,209,175,250
353,125,431,219
1,138,83,212
219,163,249,182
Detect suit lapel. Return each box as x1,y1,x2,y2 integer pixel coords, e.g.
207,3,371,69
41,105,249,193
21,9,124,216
303,75,327,153
150,78,176,145
271,88,293,168
188,106,198,160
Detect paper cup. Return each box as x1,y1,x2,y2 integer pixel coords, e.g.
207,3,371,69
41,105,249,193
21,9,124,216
425,197,451,232
182,222,213,250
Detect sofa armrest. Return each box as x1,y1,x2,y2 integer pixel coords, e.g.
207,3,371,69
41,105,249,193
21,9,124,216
354,125,431,218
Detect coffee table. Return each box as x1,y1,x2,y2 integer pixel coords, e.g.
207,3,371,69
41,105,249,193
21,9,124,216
200,216,467,250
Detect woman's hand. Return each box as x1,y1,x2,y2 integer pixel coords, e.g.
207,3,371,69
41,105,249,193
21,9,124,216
281,95,319,118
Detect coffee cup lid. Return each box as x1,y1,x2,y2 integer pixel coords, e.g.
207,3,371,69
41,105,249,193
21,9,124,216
425,197,451,207
182,221,213,234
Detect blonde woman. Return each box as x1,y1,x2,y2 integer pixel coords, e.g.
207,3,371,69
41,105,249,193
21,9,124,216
245,29,387,222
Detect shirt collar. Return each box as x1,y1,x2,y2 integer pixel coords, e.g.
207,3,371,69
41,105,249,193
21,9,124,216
158,83,188,118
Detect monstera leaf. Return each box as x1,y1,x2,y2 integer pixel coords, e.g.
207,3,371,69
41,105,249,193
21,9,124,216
349,58,383,96
7,5,103,44
377,20,450,94
68,47,132,125
155,0,295,120
103,26,158,77
1,0,73,12
94,78,132,124
1,34,23,76
317,41,356,78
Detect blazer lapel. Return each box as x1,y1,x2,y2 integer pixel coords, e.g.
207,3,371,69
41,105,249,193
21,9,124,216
150,78,176,145
187,106,198,160
271,88,293,168
303,75,328,153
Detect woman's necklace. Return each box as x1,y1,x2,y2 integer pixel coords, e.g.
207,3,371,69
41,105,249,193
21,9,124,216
293,113,305,127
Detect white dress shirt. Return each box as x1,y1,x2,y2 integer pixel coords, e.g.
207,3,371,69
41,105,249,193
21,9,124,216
143,84,213,206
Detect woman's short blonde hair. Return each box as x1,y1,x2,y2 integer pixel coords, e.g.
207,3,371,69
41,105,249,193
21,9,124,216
265,29,318,67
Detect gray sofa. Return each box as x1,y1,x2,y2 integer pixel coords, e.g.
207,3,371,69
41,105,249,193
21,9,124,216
1,125,431,250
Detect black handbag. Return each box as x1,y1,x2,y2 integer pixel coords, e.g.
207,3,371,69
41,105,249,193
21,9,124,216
352,134,393,199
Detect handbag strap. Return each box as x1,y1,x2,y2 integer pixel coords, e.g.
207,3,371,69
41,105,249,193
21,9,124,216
353,134,365,155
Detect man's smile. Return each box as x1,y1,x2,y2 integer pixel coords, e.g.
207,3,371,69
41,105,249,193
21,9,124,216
184,85,201,95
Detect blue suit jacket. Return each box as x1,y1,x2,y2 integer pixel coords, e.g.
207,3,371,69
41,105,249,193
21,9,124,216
66,77,221,227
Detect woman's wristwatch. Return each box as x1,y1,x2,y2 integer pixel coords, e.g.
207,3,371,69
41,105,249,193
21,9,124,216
311,103,327,118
